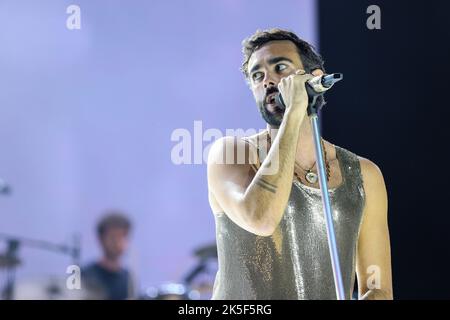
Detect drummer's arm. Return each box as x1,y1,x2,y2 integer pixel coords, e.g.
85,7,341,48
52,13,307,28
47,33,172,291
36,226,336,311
356,157,393,300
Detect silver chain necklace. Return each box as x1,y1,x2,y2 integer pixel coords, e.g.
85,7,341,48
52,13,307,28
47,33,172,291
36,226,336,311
266,132,330,184
294,139,330,184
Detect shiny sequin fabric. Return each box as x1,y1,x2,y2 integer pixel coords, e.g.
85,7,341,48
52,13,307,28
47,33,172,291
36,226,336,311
212,145,365,300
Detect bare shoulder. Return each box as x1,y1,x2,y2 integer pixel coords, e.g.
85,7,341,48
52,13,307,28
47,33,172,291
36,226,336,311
207,135,238,166
358,156,385,185
207,133,263,168
357,156,388,210
207,135,259,215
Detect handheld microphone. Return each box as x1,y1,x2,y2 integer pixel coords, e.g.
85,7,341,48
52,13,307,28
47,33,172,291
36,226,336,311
274,73,343,110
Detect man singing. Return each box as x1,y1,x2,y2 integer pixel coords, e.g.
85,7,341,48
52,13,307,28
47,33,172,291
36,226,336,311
207,29,393,300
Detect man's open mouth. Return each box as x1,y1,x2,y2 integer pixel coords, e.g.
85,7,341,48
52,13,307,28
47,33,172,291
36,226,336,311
265,92,278,105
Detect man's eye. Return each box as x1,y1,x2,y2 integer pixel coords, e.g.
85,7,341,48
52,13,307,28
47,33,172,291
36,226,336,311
275,64,288,72
252,72,263,81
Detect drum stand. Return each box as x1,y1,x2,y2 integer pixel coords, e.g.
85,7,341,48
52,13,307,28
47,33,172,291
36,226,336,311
0,233,80,300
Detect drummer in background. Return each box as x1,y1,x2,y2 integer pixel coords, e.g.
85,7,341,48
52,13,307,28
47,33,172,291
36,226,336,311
82,211,135,300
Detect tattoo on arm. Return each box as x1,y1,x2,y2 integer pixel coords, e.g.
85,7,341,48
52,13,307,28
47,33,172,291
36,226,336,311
255,177,277,194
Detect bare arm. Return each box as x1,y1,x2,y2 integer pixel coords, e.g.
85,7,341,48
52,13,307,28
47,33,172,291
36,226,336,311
207,72,314,236
356,158,393,300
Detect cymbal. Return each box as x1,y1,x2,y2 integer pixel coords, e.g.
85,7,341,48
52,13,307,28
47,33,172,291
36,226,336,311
0,255,21,268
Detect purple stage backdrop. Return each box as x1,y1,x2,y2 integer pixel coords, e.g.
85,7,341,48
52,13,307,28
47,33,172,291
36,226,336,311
0,0,317,296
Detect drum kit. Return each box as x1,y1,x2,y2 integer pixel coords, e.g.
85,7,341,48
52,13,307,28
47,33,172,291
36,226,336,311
0,233,217,300
142,243,218,300
1,179,217,300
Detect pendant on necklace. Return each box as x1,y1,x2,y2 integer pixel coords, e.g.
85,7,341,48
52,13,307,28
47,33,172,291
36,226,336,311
305,171,318,184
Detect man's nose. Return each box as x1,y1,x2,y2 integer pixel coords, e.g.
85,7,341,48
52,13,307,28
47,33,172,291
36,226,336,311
263,79,277,89
263,73,277,89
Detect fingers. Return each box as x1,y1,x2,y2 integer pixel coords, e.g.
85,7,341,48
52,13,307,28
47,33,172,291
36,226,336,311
291,71,314,83
278,70,310,90
311,68,324,76
295,68,324,77
276,68,323,111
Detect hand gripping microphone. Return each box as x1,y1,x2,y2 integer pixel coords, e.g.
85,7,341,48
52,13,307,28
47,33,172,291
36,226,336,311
275,73,343,115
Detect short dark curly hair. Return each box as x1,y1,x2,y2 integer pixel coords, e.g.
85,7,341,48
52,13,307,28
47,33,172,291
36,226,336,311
97,211,132,238
241,28,325,79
